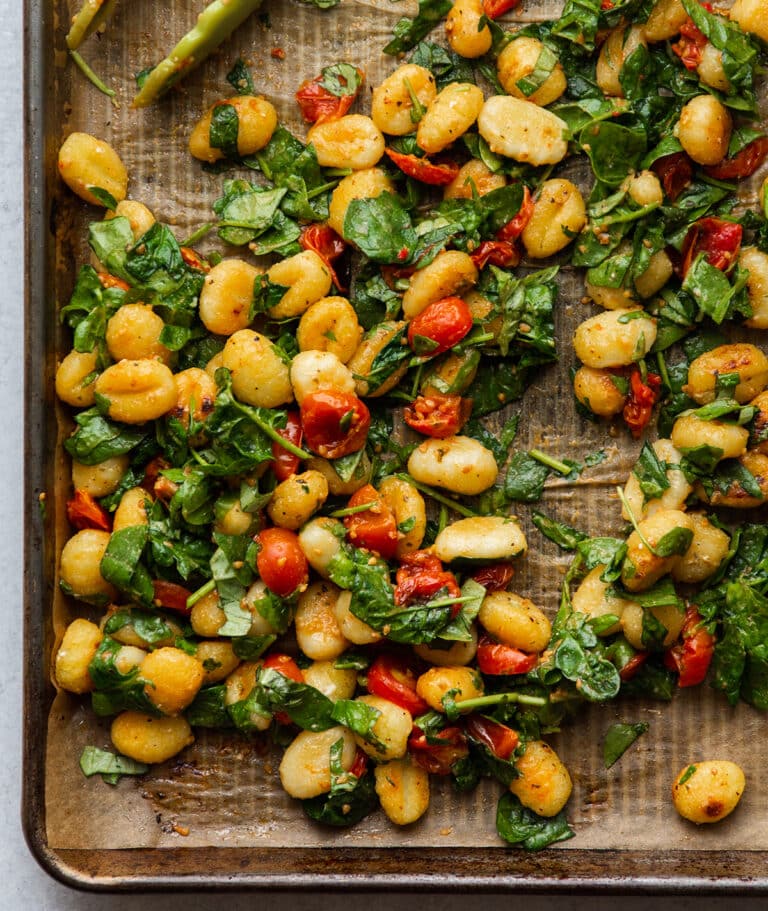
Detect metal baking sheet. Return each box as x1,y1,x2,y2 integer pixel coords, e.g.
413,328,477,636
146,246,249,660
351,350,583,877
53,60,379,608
23,0,768,891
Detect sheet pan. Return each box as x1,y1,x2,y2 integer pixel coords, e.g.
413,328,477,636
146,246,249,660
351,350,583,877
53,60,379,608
23,0,768,891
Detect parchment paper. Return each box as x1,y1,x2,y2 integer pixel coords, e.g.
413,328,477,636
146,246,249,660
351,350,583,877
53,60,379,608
45,0,768,853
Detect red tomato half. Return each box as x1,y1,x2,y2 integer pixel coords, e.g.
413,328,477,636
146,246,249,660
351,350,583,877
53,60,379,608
476,635,538,676
301,390,371,460
470,240,520,271
681,216,743,276
618,651,649,682
343,484,399,559
496,186,534,242
179,247,210,273
97,272,130,291
407,296,473,357
483,0,521,18
394,550,461,607
651,152,692,202
300,224,347,292
464,714,519,760
367,653,429,715
470,562,515,592
408,725,469,775
152,580,193,615
255,527,309,597
664,606,715,688
66,489,112,532
404,393,472,439
263,652,305,725
295,69,362,124
623,369,661,439
704,137,768,180
271,411,304,482
384,148,460,186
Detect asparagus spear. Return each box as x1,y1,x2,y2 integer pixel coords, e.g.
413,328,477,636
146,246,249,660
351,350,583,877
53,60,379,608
132,0,265,108
66,0,119,51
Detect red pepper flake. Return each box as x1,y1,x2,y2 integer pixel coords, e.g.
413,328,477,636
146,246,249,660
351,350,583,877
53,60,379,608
271,48,286,60
397,247,410,262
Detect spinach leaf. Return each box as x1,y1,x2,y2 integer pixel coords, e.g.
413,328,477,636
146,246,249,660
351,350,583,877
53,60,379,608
579,121,647,186
186,685,234,728
209,103,239,160
409,41,474,89
532,512,588,550
79,746,148,785
713,581,768,709
64,408,148,465
88,637,159,717
100,526,154,606
504,452,551,503
59,265,126,366
257,666,336,730
103,609,174,647
496,792,574,851
343,194,418,264
682,254,748,325
213,180,291,246
384,0,453,56
303,741,379,826
226,59,255,95
603,722,649,768
551,0,601,50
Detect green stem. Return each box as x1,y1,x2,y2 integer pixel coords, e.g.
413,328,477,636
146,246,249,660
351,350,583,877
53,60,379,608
181,222,214,246
330,502,376,518
599,202,660,227
186,578,216,610
616,485,656,555
656,351,671,390
426,594,479,609
453,692,548,713
529,448,572,476
404,77,426,124
69,50,117,103
396,474,478,518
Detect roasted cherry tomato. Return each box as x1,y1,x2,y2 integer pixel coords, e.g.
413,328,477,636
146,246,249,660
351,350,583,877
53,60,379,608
367,653,430,716
476,635,538,676
671,18,707,70
704,137,768,180
404,393,472,439
651,152,692,202
681,216,743,276
271,411,304,482
623,369,662,439
179,247,210,273
408,725,469,775
300,390,371,460
384,148,460,186
618,651,649,682
470,240,520,271
407,296,473,357
97,272,130,291
349,748,369,779
66,489,112,532
470,562,515,592
664,606,715,688
343,484,399,559
263,652,305,725
152,580,194,615
394,550,461,607
482,0,521,18
464,714,519,760
496,186,534,242
295,68,362,123
255,527,309,597
300,224,347,291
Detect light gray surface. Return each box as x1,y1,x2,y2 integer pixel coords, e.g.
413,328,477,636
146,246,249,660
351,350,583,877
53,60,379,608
5,1,766,907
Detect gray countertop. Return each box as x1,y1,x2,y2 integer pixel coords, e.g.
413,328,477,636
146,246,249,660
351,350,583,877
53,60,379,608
6,1,765,906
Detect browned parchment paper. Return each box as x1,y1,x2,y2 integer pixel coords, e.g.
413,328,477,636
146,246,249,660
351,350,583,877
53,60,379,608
45,0,768,853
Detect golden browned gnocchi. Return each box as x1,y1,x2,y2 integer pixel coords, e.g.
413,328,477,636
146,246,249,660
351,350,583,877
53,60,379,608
496,37,567,106
446,0,492,59
371,64,437,136
110,712,194,765
573,309,657,368
672,760,745,824
477,97,569,166
417,83,485,155
509,740,573,818
408,435,498,495
189,95,278,163
94,359,177,424
522,179,586,258
58,132,128,206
